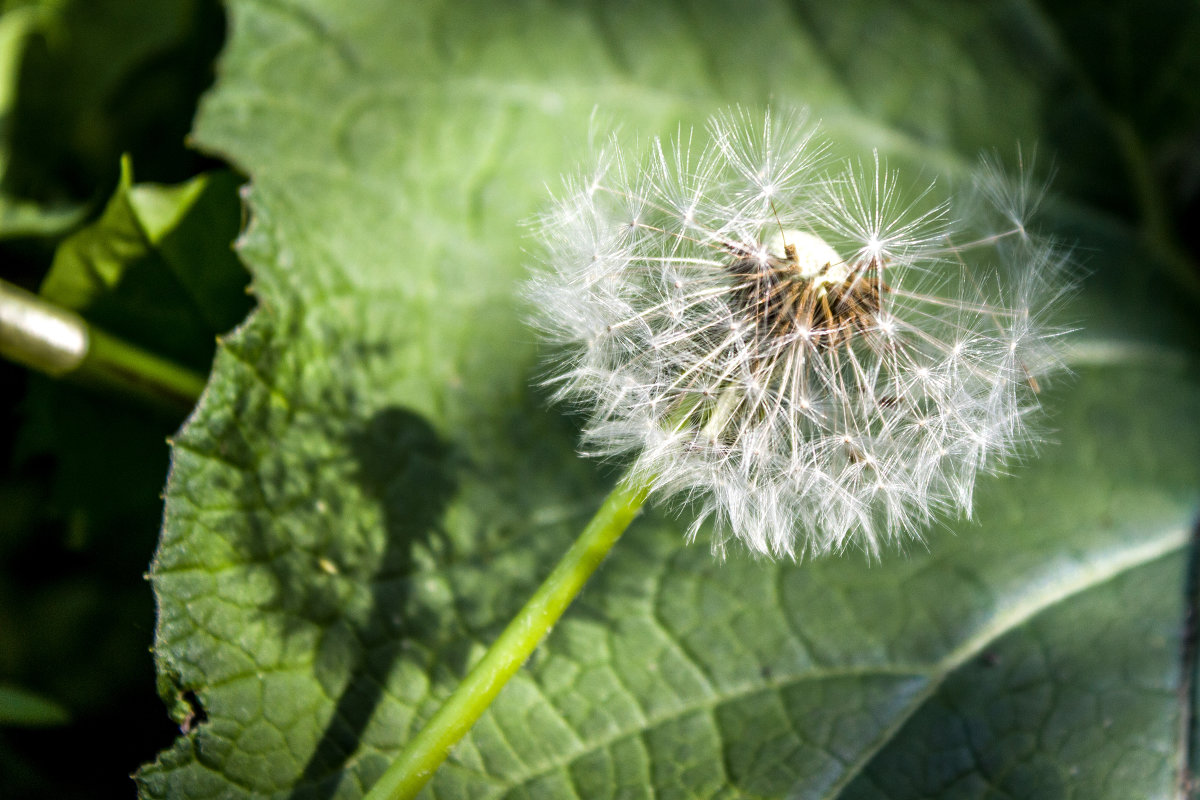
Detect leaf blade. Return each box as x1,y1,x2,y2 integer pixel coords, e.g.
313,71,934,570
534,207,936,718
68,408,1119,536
141,2,1200,798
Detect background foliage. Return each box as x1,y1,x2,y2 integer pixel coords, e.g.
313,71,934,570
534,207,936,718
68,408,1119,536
0,0,236,795
1,1,1198,799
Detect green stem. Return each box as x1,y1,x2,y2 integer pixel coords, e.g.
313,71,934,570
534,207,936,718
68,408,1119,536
364,475,652,800
0,277,205,410
80,326,206,410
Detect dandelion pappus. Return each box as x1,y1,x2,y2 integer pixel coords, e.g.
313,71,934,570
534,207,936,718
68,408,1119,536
528,106,1074,558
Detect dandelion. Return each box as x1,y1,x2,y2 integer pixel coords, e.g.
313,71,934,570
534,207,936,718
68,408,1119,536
367,108,1074,799
527,107,1073,558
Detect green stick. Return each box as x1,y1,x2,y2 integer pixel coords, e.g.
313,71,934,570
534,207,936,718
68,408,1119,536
0,278,204,409
364,476,652,800
81,326,206,410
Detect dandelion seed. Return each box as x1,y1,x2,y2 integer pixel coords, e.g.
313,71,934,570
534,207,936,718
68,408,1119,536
527,108,1074,559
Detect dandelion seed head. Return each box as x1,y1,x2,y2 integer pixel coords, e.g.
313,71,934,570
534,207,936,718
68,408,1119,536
527,108,1074,559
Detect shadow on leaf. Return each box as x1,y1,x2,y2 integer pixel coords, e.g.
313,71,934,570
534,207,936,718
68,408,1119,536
290,406,458,798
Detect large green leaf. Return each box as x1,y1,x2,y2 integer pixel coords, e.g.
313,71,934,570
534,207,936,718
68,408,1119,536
140,1,1200,798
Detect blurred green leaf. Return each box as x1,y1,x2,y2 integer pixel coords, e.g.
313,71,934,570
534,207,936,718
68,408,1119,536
139,1,1200,798
0,156,246,796
1,0,225,205
0,4,84,238
0,684,69,727
0,1,237,797
0,0,226,242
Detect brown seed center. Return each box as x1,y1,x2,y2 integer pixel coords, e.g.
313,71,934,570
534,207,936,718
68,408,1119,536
727,241,885,350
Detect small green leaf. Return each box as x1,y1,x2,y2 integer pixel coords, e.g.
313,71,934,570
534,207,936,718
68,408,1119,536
140,2,1200,798
40,155,250,372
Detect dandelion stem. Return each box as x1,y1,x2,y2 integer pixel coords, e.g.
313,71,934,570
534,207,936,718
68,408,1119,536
364,474,651,800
